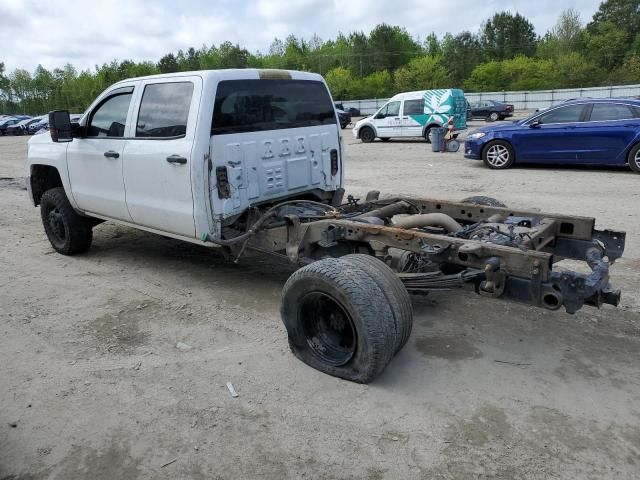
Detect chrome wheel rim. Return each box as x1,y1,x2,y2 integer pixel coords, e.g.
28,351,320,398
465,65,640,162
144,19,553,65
486,144,510,167
635,149,640,169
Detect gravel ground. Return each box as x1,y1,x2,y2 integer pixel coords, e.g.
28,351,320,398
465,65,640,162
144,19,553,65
1,129,639,479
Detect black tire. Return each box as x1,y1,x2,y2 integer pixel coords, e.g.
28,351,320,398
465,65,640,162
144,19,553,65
40,187,93,255
281,257,397,383
482,140,515,169
341,254,413,353
360,127,375,143
424,126,433,144
460,196,508,208
488,112,499,122
628,143,640,173
380,137,391,142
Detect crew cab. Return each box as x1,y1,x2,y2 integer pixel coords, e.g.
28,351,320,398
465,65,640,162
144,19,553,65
27,69,625,384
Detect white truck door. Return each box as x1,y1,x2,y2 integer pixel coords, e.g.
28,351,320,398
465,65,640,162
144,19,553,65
66,86,135,221
372,101,402,138
122,77,201,237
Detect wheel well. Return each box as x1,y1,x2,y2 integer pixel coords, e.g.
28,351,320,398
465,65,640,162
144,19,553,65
358,125,375,138
30,165,63,205
626,142,640,162
481,139,516,162
423,123,441,136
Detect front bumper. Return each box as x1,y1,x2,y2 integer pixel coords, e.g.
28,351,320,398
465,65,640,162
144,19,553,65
464,139,484,159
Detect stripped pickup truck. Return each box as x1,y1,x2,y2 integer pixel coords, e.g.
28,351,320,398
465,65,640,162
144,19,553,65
27,69,626,383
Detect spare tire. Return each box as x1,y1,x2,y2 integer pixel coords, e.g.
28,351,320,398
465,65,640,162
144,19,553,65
460,196,507,208
281,257,398,383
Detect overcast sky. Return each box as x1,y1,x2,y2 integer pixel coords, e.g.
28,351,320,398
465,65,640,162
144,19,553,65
1,0,602,73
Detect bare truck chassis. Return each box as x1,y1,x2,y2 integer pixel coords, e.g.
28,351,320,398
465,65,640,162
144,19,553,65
202,192,625,383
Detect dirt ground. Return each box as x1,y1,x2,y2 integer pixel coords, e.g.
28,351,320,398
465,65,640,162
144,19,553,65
1,128,639,480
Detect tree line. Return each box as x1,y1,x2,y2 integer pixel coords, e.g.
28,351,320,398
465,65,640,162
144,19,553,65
1,0,639,115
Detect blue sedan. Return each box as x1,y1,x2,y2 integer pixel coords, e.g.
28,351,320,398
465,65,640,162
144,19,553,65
464,99,640,173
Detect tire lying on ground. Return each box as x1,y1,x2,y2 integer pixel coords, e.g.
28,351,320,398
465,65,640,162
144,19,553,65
281,257,401,383
460,195,508,208
340,254,413,353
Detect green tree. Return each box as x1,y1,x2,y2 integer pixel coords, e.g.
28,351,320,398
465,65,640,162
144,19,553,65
588,0,640,40
538,9,584,59
361,70,394,98
367,24,422,74
553,52,605,87
481,11,537,60
583,21,630,70
325,67,354,99
394,56,449,91
157,53,179,73
441,31,483,86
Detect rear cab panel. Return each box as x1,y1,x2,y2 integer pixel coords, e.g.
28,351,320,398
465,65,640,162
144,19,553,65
205,70,342,233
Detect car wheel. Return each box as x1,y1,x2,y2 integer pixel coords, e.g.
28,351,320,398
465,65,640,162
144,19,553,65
488,112,499,122
628,143,640,173
281,257,398,383
460,196,508,208
424,126,433,144
380,137,390,142
360,127,375,143
482,140,515,169
40,187,93,255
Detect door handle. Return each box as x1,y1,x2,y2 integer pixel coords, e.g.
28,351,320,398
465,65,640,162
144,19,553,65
104,150,119,159
166,155,187,164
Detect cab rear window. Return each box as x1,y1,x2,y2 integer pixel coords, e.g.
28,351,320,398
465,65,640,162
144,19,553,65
212,79,336,134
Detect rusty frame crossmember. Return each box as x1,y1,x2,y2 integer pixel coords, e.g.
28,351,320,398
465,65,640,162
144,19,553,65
246,196,625,314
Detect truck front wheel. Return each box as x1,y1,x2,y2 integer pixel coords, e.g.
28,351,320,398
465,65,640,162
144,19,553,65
40,187,93,255
281,257,398,383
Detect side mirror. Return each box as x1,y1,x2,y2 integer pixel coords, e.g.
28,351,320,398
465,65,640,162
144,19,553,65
49,110,73,142
375,112,385,119
529,119,542,128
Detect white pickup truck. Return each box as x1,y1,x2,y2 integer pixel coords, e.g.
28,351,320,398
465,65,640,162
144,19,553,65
27,69,625,383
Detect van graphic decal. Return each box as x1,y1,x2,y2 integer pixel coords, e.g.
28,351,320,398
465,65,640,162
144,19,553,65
407,89,467,130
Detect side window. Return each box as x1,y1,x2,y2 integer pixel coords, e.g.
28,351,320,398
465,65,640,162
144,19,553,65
538,104,585,124
381,101,400,117
87,93,132,138
136,82,194,138
403,99,424,115
589,103,634,122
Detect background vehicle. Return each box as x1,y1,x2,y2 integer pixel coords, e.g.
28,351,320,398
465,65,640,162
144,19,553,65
0,117,22,135
467,99,514,121
353,89,467,143
6,117,41,135
27,70,624,383
336,107,351,129
464,98,640,172
335,103,360,116
29,114,82,134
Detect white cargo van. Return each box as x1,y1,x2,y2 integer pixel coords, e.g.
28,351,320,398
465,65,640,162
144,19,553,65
353,89,467,143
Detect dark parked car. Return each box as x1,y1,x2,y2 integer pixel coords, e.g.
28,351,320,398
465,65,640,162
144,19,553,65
5,117,40,135
467,100,514,121
0,117,21,135
464,98,640,172
336,108,351,129
334,103,361,117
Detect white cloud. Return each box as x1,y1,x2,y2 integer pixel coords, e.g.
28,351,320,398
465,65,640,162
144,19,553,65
0,0,601,73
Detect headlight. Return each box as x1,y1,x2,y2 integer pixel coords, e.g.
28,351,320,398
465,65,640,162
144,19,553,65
467,132,486,140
